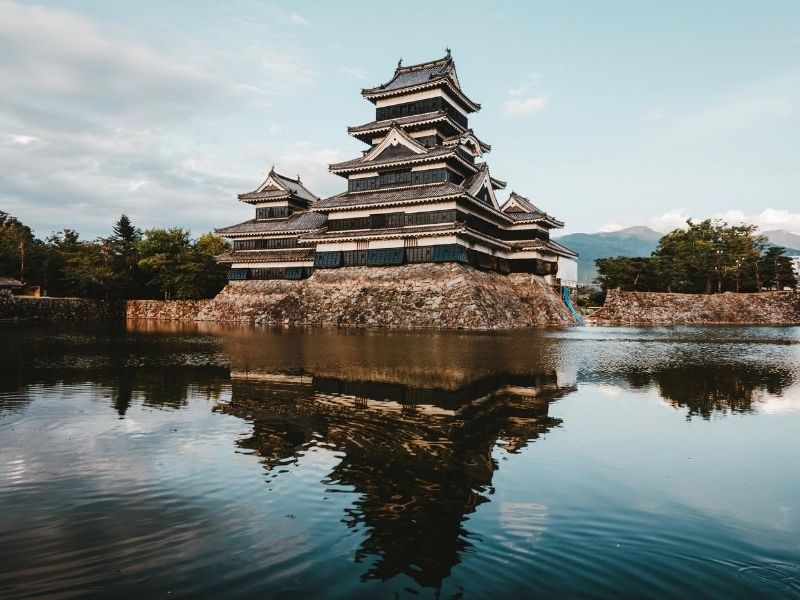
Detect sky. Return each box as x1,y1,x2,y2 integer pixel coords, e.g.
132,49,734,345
1,0,799,239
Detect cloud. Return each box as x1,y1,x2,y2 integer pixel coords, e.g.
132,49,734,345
647,210,691,232
505,94,549,118
504,73,548,118
716,208,800,234
0,1,320,238
601,208,800,236
339,66,368,81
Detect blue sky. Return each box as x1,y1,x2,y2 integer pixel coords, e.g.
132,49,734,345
1,0,798,238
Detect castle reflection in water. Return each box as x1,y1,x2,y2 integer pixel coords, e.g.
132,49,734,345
1,322,796,590
219,370,575,586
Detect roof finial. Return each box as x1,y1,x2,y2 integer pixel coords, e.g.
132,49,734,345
269,164,275,173
397,57,402,69
296,173,301,183
446,47,451,58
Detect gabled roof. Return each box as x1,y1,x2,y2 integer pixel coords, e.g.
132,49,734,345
362,125,426,161
328,145,476,176
502,191,542,214
462,163,501,209
441,130,491,154
237,167,319,204
215,211,327,236
502,192,564,228
361,51,480,112
347,111,467,142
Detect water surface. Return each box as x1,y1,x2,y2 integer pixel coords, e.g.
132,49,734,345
1,323,799,598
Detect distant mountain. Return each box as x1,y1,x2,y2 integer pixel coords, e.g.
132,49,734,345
554,227,800,284
763,230,800,256
554,226,662,285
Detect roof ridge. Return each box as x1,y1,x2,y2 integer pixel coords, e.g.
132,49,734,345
395,53,451,74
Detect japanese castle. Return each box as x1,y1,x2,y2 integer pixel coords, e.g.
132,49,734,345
216,51,578,287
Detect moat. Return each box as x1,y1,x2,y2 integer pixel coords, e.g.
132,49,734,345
1,323,799,598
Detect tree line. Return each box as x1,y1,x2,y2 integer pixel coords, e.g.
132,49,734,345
595,219,797,294
0,211,230,299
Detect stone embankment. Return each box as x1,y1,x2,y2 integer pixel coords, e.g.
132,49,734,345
0,292,117,321
194,264,576,329
587,289,800,326
126,299,211,321
1,264,576,328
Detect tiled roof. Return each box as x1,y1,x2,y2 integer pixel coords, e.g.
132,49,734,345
363,56,454,93
303,223,464,241
238,169,319,203
463,163,488,196
361,53,480,111
215,248,315,263
314,181,465,209
508,239,577,258
216,211,327,235
347,111,465,135
272,172,318,202
329,146,464,173
238,188,292,201
503,191,542,213
441,129,491,152
546,239,578,258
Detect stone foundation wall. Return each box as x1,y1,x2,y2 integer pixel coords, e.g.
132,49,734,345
197,263,576,329
588,289,800,325
126,299,211,321
0,265,577,328
0,292,117,321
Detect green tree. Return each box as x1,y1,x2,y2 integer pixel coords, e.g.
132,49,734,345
760,246,798,290
108,214,144,298
44,230,114,298
595,256,657,291
137,228,228,299
595,219,774,294
138,228,193,300
0,211,46,284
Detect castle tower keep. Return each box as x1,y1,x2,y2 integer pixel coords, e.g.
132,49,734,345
216,52,578,288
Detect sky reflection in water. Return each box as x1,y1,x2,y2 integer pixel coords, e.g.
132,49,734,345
0,323,799,598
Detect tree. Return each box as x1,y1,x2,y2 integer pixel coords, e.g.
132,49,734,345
0,211,45,283
594,219,777,294
761,246,798,290
595,256,656,291
138,228,193,300
108,214,144,298
137,228,228,300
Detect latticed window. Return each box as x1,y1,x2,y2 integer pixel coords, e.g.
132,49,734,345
432,244,469,263
378,169,411,187
327,217,370,231
342,250,369,266
375,97,468,128
406,246,434,263
283,267,304,280
256,206,289,220
226,268,249,280
234,237,297,251
367,248,405,266
314,251,342,268
250,268,284,280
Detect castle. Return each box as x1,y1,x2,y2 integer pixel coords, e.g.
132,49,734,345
216,51,578,291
